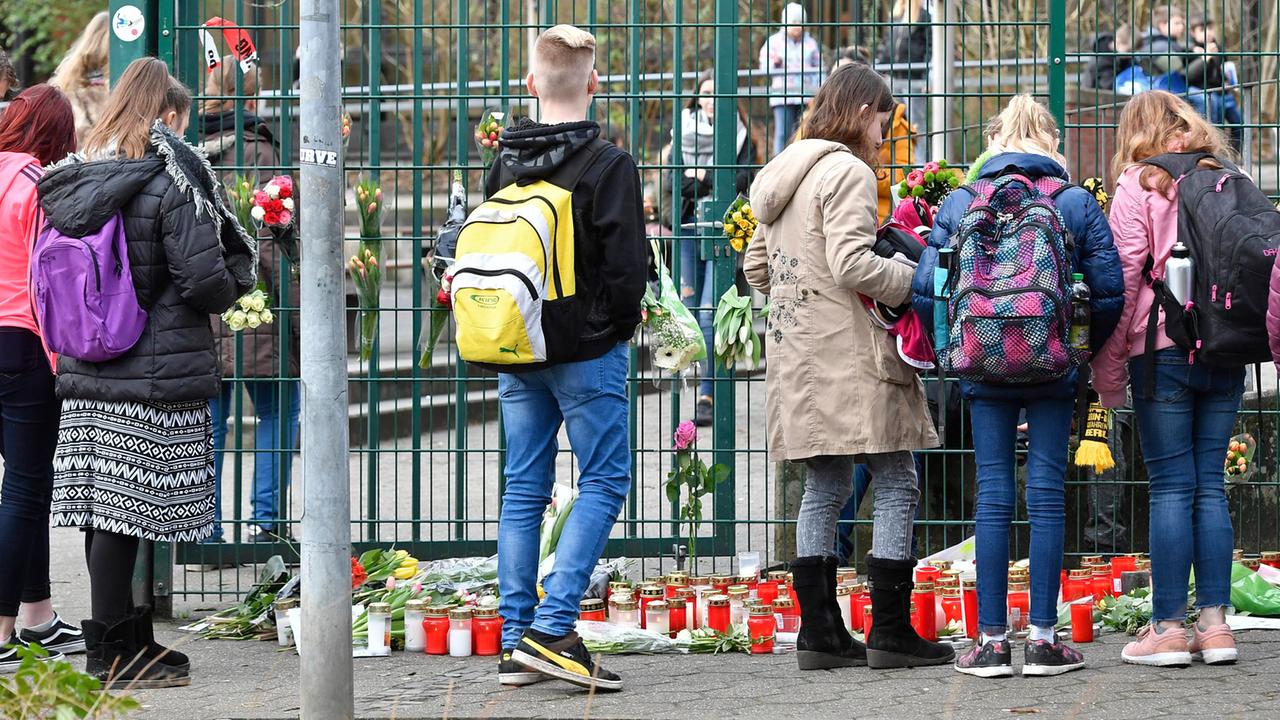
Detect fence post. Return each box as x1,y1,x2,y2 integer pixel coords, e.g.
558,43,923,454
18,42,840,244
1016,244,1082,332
929,0,954,161
107,0,158,83
298,1,355,718
1047,0,1067,139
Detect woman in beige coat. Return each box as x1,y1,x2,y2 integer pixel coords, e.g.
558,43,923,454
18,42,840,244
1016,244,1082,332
745,63,951,672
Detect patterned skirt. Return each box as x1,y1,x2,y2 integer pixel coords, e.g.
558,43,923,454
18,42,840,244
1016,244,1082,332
51,398,215,542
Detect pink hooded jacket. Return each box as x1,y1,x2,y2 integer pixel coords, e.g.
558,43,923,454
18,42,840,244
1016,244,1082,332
0,152,45,331
1090,164,1180,408
1269,238,1280,367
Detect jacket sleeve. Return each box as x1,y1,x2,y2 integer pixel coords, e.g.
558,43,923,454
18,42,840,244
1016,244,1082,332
1090,179,1150,408
744,226,770,295
593,153,649,340
160,183,248,315
1269,252,1280,368
1066,188,1124,352
820,160,912,305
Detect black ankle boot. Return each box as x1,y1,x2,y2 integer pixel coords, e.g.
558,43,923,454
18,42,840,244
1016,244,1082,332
132,606,190,673
865,555,955,669
82,617,189,690
791,556,866,670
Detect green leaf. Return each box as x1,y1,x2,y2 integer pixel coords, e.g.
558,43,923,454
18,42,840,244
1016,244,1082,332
665,482,681,504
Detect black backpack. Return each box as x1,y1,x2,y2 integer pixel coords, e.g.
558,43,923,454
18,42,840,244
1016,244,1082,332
1140,152,1280,382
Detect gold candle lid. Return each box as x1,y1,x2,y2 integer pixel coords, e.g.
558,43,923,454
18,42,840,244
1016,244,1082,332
836,584,853,597
767,570,790,582
772,595,794,610
368,602,392,614
727,585,750,599
707,594,730,607
425,604,451,617
473,607,498,618
580,598,606,612
404,599,429,613
667,597,686,610
640,585,665,598
447,607,472,620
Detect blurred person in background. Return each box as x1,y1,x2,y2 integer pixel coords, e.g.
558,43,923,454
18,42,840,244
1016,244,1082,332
49,11,110,148
876,0,930,159
759,2,823,155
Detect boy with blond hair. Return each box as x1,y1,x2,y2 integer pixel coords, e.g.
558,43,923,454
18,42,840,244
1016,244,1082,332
489,24,646,692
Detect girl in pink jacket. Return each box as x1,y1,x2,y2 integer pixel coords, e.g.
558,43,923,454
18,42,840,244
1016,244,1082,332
1092,91,1240,669
0,85,83,671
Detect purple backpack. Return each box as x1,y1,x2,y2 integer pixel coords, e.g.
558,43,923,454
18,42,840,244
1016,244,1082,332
31,211,147,362
941,173,1079,384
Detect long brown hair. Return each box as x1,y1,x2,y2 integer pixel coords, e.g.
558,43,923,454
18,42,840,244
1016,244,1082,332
1112,90,1229,195
202,55,261,115
798,62,894,167
82,58,192,160
50,12,110,91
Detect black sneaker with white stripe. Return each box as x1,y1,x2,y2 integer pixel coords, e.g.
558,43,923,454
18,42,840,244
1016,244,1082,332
1,635,65,673
498,649,548,686
511,629,622,692
19,614,86,655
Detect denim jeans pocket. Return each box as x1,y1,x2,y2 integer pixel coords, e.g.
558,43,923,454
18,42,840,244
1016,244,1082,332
0,329,42,375
1132,351,1192,404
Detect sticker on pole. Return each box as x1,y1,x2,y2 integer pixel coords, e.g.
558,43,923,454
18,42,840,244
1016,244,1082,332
300,146,338,167
112,5,145,42
205,17,259,73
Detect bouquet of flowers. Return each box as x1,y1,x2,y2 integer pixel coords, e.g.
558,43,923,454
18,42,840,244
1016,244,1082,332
475,110,506,168
712,287,760,371
225,174,256,235
897,160,963,207
221,286,274,332
1225,433,1256,484
641,284,706,374
419,172,466,368
721,193,757,253
349,178,384,360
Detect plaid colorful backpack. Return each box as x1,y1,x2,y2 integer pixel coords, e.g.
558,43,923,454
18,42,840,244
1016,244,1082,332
940,172,1081,384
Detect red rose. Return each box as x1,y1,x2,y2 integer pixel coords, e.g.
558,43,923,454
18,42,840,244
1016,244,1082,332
278,186,291,199
271,199,284,213
435,289,451,308
351,557,367,589
264,212,281,225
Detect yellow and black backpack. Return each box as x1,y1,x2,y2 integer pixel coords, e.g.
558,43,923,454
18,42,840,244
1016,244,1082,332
452,140,607,366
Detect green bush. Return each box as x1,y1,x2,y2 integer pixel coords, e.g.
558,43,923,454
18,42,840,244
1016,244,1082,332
0,644,140,719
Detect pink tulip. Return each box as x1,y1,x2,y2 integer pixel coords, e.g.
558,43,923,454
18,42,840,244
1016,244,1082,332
385,577,396,590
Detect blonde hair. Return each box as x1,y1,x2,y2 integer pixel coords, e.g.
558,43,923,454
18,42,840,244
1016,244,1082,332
202,56,261,115
51,12,110,91
892,0,923,23
987,94,1066,167
532,25,596,103
1112,90,1228,194
83,57,192,160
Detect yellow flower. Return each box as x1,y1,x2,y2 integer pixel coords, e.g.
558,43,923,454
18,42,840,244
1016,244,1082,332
729,236,745,253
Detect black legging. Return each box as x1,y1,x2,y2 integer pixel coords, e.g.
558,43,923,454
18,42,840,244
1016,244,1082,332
83,529,139,625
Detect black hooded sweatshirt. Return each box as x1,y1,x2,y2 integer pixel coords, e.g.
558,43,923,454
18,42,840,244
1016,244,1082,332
484,118,648,369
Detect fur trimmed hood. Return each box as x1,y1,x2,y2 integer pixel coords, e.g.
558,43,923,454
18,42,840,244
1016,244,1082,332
40,121,258,290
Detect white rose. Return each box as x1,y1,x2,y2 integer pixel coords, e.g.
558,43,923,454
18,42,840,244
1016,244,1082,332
264,183,279,199
259,308,274,324
250,205,266,221
250,295,266,313
227,312,247,332
282,198,295,211
246,313,262,329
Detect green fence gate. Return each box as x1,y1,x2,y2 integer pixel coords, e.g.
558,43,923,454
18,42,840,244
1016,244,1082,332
133,0,1280,613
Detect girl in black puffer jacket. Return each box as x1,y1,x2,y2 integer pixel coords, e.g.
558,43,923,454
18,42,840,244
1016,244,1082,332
37,57,256,691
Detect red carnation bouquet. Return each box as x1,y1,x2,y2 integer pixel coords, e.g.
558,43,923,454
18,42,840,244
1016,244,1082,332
250,174,299,271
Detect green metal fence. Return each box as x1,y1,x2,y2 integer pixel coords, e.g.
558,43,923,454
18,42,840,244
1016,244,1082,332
139,0,1280,610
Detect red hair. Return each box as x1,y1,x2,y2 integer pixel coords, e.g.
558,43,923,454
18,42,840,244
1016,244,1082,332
0,85,76,166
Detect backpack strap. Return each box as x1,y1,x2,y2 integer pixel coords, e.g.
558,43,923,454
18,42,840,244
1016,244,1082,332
549,138,611,191
1140,152,1215,181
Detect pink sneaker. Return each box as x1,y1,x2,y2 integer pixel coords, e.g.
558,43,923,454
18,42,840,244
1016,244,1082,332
1189,622,1238,665
1121,624,1192,667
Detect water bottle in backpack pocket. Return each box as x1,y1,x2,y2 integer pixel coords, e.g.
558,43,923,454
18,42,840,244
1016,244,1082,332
940,173,1082,384
1139,152,1280,369
30,211,148,362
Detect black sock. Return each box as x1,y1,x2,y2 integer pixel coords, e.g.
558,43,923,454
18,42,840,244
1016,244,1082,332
88,530,140,625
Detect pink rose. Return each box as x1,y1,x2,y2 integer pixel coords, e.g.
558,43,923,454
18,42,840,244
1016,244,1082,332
922,161,941,174
279,210,293,225
906,170,926,187
253,190,269,206
673,420,697,451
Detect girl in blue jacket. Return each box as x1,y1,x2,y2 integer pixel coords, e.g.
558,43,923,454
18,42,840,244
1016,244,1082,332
912,95,1124,678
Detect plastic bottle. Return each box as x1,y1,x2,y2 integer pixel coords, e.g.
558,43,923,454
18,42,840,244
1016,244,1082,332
1069,273,1091,353
1166,241,1193,305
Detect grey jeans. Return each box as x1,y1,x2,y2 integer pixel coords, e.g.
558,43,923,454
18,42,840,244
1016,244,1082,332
797,452,920,561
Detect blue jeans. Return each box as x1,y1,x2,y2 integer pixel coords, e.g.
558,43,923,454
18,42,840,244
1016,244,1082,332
679,234,715,398
773,104,804,155
0,329,59,616
210,380,301,539
496,343,632,647
1130,348,1243,622
970,395,1074,633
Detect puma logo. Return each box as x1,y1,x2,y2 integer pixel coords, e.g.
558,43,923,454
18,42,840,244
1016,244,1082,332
500,346,520,358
